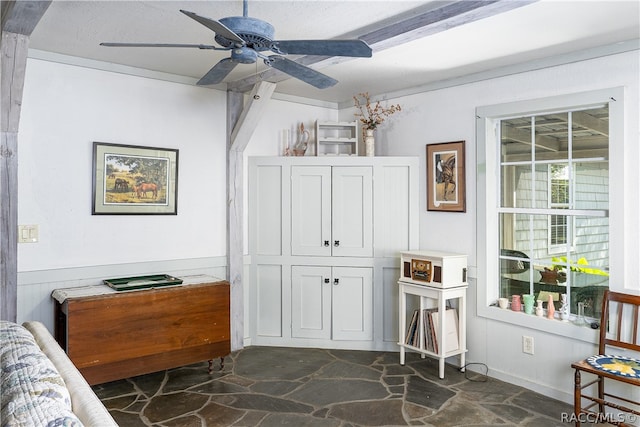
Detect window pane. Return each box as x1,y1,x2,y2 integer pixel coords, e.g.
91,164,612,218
550,164,569,205
550,214,567,245
534,163,548,209
572,106,608,160
554,229,609,320
500,212,533,299
535,113,568,162
501,118,532,162
574,161,608,210
573,215,609,273
501,164,535,208
500,212,532,254
501,164,553,209
500,212,516,251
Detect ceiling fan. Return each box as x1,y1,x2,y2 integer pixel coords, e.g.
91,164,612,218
100,0,372,89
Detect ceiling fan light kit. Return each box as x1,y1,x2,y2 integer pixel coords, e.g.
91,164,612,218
100,0,372,89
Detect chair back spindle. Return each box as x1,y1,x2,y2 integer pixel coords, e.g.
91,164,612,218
572,290,640,426
601,291,640,354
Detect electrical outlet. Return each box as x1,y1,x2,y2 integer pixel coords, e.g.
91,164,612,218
523,336,534,354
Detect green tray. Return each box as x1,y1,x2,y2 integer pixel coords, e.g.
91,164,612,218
103,274,183,291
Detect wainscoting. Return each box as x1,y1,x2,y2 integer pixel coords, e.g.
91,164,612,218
17,256,228,332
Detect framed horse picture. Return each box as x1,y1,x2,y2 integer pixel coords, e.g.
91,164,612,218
92,142,179,215
426,141,465,212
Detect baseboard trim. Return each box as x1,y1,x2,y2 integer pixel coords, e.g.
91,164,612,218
470,365,573,405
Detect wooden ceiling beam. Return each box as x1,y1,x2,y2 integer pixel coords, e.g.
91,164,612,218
546,112,608,137
230,81,276,151
226,0,537,93
570,111,609,137
1,0,51,322
226,81,275,351
1,1,51,36
502,124,560,152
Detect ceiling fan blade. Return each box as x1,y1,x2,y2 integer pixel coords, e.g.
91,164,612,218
271,40,372,57
266,56,337,89
101,42,219,50
180,10,245,45
197,58,238,86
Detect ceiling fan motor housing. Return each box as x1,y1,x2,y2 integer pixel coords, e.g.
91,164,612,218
231,46,258,64
217,17,275,50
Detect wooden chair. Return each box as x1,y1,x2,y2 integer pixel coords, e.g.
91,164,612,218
571,290,640,426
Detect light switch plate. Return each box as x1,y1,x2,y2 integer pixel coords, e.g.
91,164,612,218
18,225,38,243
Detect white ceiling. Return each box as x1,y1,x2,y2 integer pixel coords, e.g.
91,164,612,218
28,0,640,104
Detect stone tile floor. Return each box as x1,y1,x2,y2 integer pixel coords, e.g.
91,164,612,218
92,346,575,426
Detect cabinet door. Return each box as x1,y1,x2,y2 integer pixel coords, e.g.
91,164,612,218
332,167,373,257
332,266,373,341
291,266,331,339
291,166,332,256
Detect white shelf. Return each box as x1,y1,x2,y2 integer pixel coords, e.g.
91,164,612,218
318,138,357,143
316,121,358,156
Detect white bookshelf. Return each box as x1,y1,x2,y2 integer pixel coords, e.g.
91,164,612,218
398,281,468,379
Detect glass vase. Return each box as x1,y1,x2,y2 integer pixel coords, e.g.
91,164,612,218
574,302,586,326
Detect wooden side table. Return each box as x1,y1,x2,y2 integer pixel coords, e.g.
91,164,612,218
53,276,230,385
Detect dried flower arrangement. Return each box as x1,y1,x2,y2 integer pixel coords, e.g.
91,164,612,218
353,92,402,131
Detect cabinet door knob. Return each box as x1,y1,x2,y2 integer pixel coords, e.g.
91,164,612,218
334,240,340,247
333,278,339,285
324,240,330,247
324,278,330,284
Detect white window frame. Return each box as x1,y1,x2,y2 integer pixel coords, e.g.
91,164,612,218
476,87,624,341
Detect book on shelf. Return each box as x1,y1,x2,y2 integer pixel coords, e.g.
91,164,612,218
405,310,419,346
404,308,459,354
424,308,437,352
430,308,460,353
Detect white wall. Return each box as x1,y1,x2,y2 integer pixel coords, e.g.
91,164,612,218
339,50,639,402
15,47,640,404
19,59,229,269
16,59,231,326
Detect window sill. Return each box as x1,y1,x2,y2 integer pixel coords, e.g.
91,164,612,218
479,305,600,344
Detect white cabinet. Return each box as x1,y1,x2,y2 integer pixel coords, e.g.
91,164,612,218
315,121,358,156
248,156,419,351
291,266,372,341
291,166,372,257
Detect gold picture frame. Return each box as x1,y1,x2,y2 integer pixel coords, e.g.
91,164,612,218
92,142,178,215
426,140,465,212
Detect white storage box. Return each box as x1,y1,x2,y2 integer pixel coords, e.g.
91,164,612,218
400,250,467,288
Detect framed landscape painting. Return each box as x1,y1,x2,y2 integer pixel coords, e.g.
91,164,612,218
92,142,179,215
426,141,466,212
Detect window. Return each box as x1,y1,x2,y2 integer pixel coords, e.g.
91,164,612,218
477,88,623,329
549,164,570,249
